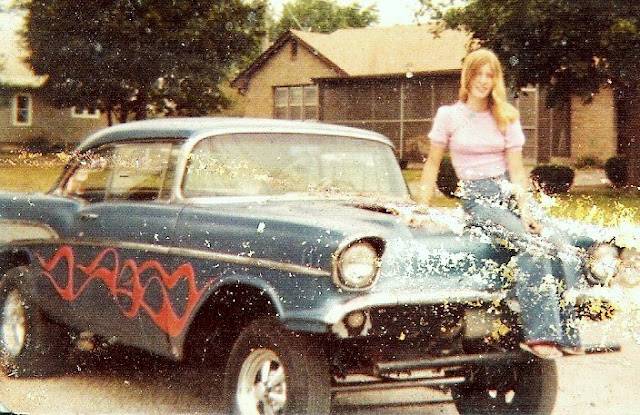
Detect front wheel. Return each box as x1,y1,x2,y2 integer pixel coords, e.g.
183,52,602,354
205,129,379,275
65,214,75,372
223,317,331,415
451,358,558,415
0,269,70,377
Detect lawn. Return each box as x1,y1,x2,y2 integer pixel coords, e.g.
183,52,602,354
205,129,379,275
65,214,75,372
403,168,639,224
0,154,66,192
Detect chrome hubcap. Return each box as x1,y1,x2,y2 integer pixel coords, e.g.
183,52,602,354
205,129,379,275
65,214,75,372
236,348,287,415
1,290,26,357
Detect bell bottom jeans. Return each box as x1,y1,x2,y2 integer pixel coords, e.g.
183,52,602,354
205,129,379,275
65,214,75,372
459,176,583,348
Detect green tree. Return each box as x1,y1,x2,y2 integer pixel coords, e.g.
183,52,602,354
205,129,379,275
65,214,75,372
270,0,378,39
17,0,267,124
426,0,640,184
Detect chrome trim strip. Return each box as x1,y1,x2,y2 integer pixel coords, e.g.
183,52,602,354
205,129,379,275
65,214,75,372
15,238,330,277
170,246,330,277
322,289,506,325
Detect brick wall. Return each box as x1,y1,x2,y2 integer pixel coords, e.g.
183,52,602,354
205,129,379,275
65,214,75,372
570,88,617,163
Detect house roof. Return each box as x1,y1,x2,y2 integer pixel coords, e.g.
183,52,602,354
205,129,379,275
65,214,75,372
233,24,470,88
292,25,470,77
0,11,46,88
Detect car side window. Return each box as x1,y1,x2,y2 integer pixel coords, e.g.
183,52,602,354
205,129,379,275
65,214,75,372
106,142,174,201
63,142,175,203
63,147,113,203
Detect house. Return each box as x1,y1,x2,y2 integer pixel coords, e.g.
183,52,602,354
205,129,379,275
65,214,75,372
0,12,106,152
233,25,619,166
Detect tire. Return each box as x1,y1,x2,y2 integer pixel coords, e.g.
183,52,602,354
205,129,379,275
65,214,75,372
452,358,558,415
0,268,70,377
223,317,331,415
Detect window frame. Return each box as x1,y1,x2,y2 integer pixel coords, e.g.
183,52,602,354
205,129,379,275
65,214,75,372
12,93,32,126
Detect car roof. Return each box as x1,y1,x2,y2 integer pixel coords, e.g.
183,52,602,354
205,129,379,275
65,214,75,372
76,117,395,152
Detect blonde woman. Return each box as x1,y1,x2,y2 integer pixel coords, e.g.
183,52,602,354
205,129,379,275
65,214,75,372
415,48,583,359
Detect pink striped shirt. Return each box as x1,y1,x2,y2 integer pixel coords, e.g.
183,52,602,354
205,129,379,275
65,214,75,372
428,101,525,180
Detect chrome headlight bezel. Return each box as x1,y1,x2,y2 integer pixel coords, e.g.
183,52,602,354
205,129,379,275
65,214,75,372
332,238,384,291
586,243,620,286
614,247,640,288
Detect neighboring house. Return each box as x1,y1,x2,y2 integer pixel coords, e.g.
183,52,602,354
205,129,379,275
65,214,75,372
0,12,106,152
233,25,618,165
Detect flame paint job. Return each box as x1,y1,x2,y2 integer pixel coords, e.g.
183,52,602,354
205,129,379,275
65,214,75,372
36,245,214,337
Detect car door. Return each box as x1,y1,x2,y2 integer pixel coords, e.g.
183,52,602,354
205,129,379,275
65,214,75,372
51,140,185,356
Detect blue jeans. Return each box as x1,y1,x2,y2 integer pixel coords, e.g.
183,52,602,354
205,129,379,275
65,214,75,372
459,175,582,348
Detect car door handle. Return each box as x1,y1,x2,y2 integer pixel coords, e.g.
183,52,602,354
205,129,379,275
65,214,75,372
80,212,99,220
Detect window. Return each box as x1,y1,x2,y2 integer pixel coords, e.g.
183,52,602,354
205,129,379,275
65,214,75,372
273,85,318,120
12,93,32,126
71,107,101,119
63,142,175,202
182,133,407,198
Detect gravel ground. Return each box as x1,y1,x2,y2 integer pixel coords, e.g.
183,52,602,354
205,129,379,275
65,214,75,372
1,299,639,415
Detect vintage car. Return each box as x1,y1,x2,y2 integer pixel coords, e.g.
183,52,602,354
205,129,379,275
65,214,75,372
0,118,634,415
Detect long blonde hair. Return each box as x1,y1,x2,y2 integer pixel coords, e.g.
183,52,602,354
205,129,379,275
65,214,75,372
459,48,519,133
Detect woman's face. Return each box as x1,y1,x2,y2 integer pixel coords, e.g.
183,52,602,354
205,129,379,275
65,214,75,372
469,63,495,100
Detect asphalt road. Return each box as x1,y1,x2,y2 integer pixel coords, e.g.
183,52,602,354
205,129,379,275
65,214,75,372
1,314,639,415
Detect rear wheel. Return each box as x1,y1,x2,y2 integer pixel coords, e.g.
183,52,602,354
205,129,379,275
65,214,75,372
0,268,70,377
223,317,331,415
452,358,558,415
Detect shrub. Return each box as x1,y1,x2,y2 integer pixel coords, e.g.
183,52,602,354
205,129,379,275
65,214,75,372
574,156,602,169
530,164,575,194
437,157,459,198
23,136,63,154
604,156,628,188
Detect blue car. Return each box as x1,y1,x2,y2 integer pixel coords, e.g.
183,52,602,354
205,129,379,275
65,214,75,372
0,118,634,415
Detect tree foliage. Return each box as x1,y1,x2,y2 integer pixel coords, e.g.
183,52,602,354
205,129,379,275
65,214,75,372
436,0,640,105
270,0,378,40
17,0,267,123
430,0,640,183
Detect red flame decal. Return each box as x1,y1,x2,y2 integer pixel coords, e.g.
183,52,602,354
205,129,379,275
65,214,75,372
36,245,214,337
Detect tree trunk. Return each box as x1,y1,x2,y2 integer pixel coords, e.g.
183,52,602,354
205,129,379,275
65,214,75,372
614,88,640,187
134,88,148,120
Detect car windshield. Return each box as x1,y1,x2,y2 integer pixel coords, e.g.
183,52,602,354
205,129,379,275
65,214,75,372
183,133,408,199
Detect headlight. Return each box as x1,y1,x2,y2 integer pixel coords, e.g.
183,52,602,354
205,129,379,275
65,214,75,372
587,244,620,285
334,241,381,290
615,248,640,287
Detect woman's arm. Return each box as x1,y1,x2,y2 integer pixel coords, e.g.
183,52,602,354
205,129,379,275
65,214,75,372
414,143,446,206
505,148,541,233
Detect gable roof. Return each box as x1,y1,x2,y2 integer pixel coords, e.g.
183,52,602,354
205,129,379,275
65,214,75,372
233,24,470,88
292,25,470,77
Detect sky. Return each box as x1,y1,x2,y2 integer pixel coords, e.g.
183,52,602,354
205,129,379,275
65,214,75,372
269,0,424,27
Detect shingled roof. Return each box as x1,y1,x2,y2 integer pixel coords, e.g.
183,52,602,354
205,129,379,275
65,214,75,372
233,24,470,88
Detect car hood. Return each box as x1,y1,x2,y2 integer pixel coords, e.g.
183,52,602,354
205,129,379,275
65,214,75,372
184,196,511,291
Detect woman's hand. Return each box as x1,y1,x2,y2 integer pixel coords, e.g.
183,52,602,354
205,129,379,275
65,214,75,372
521,211,542,234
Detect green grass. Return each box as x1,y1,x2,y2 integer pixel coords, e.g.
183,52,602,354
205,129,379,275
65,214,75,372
403,168,639,224
0,165,63,192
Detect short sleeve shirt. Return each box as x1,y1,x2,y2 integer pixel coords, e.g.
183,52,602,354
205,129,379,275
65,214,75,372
428,101,525,180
